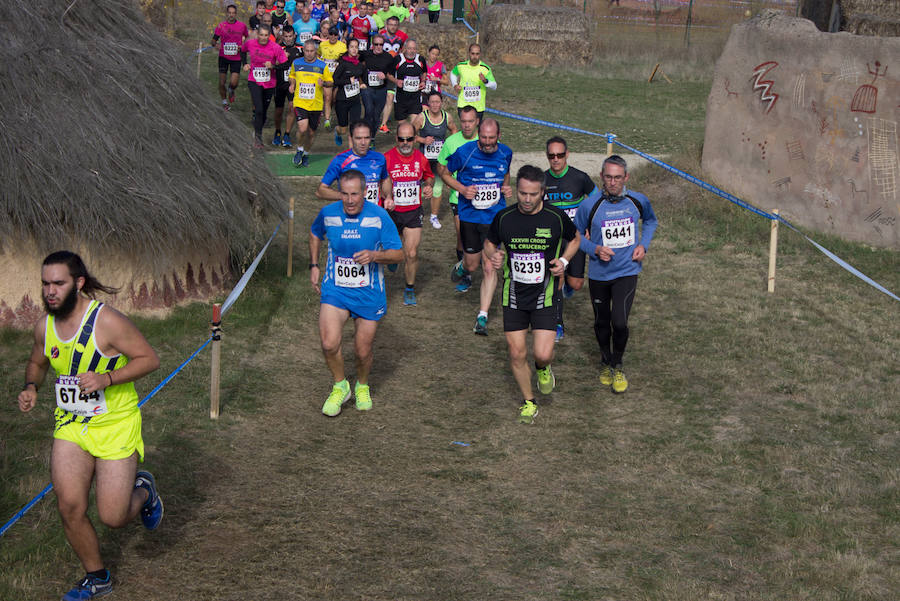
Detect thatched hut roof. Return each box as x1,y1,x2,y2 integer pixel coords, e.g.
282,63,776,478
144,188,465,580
481,4,592,66
0,0,287,328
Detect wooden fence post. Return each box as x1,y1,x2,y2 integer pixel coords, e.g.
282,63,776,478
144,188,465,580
196,42,203,79
767,209,779,293
209,303,222,419
287,197,295,277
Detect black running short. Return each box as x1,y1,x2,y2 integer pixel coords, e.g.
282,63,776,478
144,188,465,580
566,249,586,280
218,56,242,74
294,107,321,131
503,304,558,332
394,96,423,122
274,84,291,108
459,220,490,254
389,206,423,231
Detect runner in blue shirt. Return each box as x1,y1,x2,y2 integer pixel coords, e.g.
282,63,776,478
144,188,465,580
438,118,513,335
318,121,391,205
310,169,403,417
573,154,658,395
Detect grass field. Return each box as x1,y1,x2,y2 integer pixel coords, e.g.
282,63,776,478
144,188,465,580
2,2,898,600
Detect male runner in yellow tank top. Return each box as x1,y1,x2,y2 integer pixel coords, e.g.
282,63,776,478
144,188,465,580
17,251,161,601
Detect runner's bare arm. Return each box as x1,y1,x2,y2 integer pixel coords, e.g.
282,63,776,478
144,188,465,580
550,233,581,277
353,247,404,265
439,169,474,198
18,320,49,412
501,171,513,199
482,239,505,270
309,232,323,294
80,308,160,394
317,182,342,200
382,178,394,210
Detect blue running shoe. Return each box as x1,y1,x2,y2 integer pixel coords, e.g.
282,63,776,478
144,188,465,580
282,134,292,147
473,314,488,335
455,274,472,293
403,287,416,306
450,260,466,282
334,131,343,146
301,152,310,167
135,471,163,531
292,149,304,166
62,571,113,601
555,324,564,342
272,132,282,146
563,282,576,298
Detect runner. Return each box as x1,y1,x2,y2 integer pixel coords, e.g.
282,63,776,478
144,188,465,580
17,251,162,601
310,0,329,22
243,24,289,148
272,25,303,147
440,118,513,335
573,155,658,393
212,4,249,112
292,5,320,46
348,1,377,52
423,44,447,101
483,165,580,423
427,0,441,23
318,28,347,129
288,39,334,167
414,90,457,229
331,38,367,147
435,105,479,291
450,43,496,121
270,0,293,39
360,33,394,143
309,170,404,416
386,39,426,124
375,16,409,133
543,135,601,340
249,0,267,30
384,121,435,305
317,120,390,204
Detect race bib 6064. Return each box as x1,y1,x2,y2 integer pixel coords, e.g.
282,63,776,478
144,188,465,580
334,257,370,288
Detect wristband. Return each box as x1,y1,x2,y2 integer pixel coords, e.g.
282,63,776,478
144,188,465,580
24,381,36,391
309,263,319,269
558,257,569,268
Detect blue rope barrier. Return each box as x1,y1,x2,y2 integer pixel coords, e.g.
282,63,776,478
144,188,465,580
440,93,899,302
222,222,281,316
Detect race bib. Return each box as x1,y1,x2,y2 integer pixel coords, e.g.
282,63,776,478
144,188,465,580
462,84,481,103
403,76,421,92
299,31,312,43
358,38,368,51
472,183,500,209
393,180,420,207
564,207,578,220
365,181,380,203
344,80,360,98
297,82,316,99
252,67,271,82
368,71,382,86
283,70,290,82
325,59,338,72
511,252,545,285
423,139,443,160
55,375,108,417
424,79,437,93
601,217,635,249
334,257,370,288
223,42,239,56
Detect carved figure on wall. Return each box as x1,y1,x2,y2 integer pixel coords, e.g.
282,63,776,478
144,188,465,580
851,61,886,114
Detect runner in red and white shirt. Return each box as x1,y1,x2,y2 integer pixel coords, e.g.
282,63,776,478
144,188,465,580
384,121,434,306
348,2,377,51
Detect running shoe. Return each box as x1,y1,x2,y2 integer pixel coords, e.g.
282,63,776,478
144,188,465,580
293,149,304,166
334,131,343,146
223,102,230,112
253,137,264,150
403,287,417,306
301,152,310,168
518,400,539,424
450,260,466,282
355,381,372,411
322,380,351,416
282,134,291,147
536,365,555,395
134,471,164,530
612,367,628,394
555,324,564,342
455,275,472,293
430,214,442,229
563,282,576,299
228,88,235,104
272,132,282,146
378,124,390,133
599,363,613,387
323,118,332,129
62,571,113,601
473,314,488,336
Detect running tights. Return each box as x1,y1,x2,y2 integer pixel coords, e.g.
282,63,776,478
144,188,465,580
362,86,387,135
589,275,638,368
248,81,274,140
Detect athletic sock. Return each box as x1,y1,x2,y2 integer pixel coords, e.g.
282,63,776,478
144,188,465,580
456,249,463,261
88,569,109,581
297,146,305,153
477,311,488,319
406,284,414,289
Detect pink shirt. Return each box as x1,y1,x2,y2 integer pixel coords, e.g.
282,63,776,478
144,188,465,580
242,39,288,88
215,20,249,60
425,60,444,94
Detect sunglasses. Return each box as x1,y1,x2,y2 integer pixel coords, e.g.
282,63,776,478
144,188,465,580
546,152,566,159
397,136,415,142
372,42,384,46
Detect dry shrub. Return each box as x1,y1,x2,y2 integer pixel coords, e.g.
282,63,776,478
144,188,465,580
481,3,592,65
0,0,285,261
403,23,473,67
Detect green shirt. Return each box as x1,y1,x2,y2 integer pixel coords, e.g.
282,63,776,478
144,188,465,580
451,61,495,112
375,5,408,28
437,130,478,205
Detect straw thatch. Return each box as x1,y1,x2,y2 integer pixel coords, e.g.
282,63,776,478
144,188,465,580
481,4,592,66
402,23,473,68
841,0,900,36
0,0,286,328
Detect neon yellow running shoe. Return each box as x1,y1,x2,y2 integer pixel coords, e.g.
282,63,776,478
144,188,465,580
536,365,555,395
599,364,613,387
612,367,628,394
518,400,539,424
322,380,351,416
355,381,373,411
